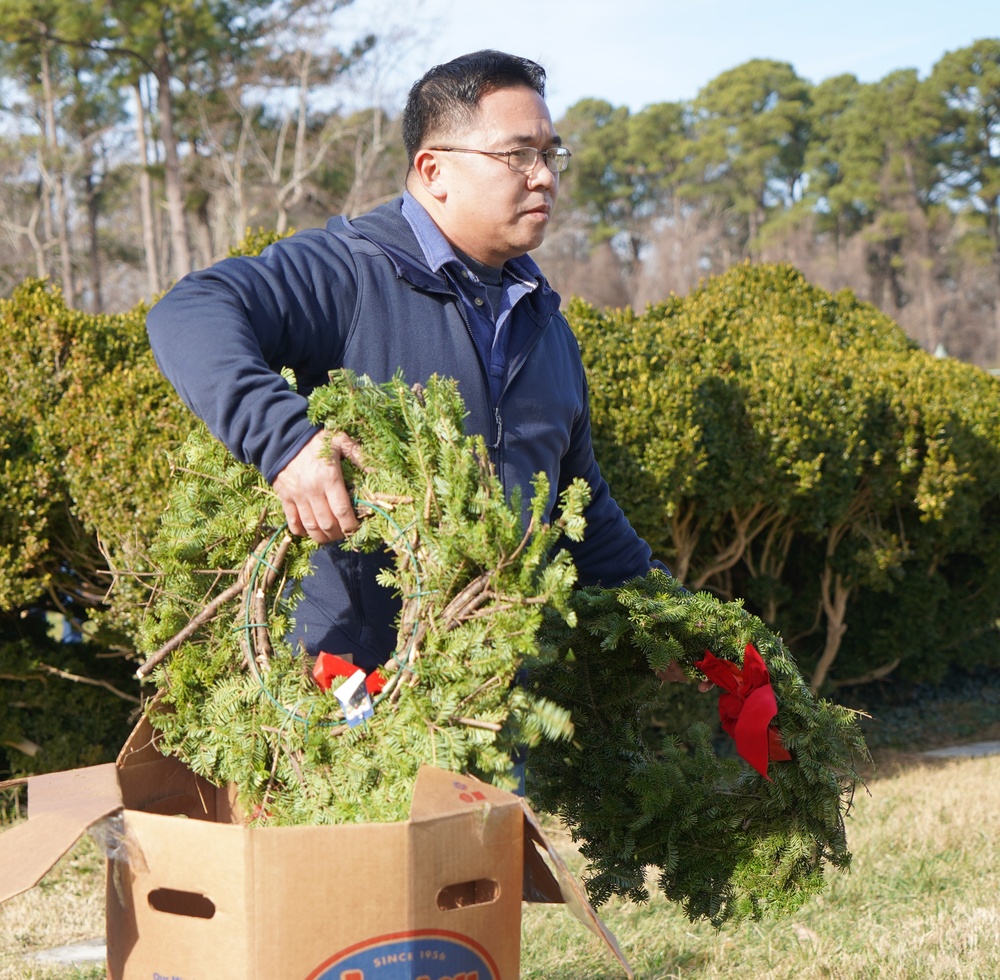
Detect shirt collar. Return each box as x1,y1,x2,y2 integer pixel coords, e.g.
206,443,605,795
401,190,457,275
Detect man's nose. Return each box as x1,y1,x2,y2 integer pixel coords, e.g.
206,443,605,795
527,157,556,189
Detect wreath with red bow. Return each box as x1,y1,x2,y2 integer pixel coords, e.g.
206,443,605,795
528,572,868,925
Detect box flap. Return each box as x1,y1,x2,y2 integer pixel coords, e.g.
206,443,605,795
520,800,635,979
408,764,519,823
116,711,163,768
0,763,121,904
115,712,234,822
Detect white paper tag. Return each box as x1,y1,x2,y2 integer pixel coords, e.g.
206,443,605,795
334,669,374,728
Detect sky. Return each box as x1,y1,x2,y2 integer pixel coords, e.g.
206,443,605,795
339,0,998,118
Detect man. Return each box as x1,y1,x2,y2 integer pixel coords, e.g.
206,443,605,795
147,50,666,674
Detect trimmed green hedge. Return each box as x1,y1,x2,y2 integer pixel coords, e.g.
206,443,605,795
2,258,998,774
573,262,1000,688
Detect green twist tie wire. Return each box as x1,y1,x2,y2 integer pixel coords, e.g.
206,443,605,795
249,551,282,576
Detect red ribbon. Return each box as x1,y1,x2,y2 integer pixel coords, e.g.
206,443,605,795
695,643,791,780
312,652,386,696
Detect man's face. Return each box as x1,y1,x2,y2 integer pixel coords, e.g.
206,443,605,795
428,85,561,267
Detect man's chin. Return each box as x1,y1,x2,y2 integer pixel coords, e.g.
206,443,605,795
518,227,549,254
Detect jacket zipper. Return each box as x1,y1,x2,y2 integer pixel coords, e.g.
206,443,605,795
492,406,503,452
448,297,503,472
490,322,548,488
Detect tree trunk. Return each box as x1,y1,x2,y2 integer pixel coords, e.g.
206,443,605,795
743,520,796,624
809,526,852,693
133,81,160,298
228,113,250,242
273,52,312,234
343,107,389,218
84,170,102,311
2,199,48,279
273,110,293,236
155,45,191,280
198,92,250,249
669,504,700,584
902,151,939,350
993,256,1000,367
39,36,74,299
992,202,1000,366
193,193,214,269
690,502,778,591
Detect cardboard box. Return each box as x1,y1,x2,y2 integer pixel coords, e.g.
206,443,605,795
1,718,632,979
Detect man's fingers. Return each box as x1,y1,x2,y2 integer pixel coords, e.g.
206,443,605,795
329,431,367,471
272,430,365,543
281,492,353,545
324,485,360,537
656,661,688,684
293,501,331,543
294,495,360,544
656,660,716,693
281,499,307,538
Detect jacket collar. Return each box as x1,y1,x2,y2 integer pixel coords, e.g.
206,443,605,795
333,197,558,321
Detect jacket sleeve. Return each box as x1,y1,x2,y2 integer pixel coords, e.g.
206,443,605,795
146,228,359,484
558,367,670,586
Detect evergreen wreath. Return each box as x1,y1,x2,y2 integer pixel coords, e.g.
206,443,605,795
529,574,867,924
137,370,586,825
134,369,867,925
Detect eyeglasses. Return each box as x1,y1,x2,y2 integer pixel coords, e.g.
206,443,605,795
429,145,572,174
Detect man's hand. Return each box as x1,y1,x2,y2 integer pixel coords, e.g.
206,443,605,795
657,660,714,693
272,430,365,544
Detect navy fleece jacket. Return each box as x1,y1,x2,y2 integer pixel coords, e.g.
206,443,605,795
146,197,662,669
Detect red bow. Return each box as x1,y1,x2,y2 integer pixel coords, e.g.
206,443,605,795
312,652,386,696
695,643,791,780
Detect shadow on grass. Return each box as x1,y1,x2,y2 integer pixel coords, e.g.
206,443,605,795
836,663,1000,780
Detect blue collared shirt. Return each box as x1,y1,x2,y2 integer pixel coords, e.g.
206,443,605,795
401,191,536,405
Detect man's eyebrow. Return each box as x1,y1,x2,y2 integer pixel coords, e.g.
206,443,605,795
506,133,563,147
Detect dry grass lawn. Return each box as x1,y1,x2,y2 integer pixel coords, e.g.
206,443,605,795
2,753,999,979
522,752,1000,979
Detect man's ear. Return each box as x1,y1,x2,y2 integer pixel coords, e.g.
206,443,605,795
411,148,448,202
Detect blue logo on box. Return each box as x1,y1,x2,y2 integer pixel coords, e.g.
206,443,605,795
306,930,499,980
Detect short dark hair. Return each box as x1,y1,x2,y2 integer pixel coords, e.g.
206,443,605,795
401,50,547,166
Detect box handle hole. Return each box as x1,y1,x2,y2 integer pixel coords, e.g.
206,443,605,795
436,878,500,910
147,887,216,919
